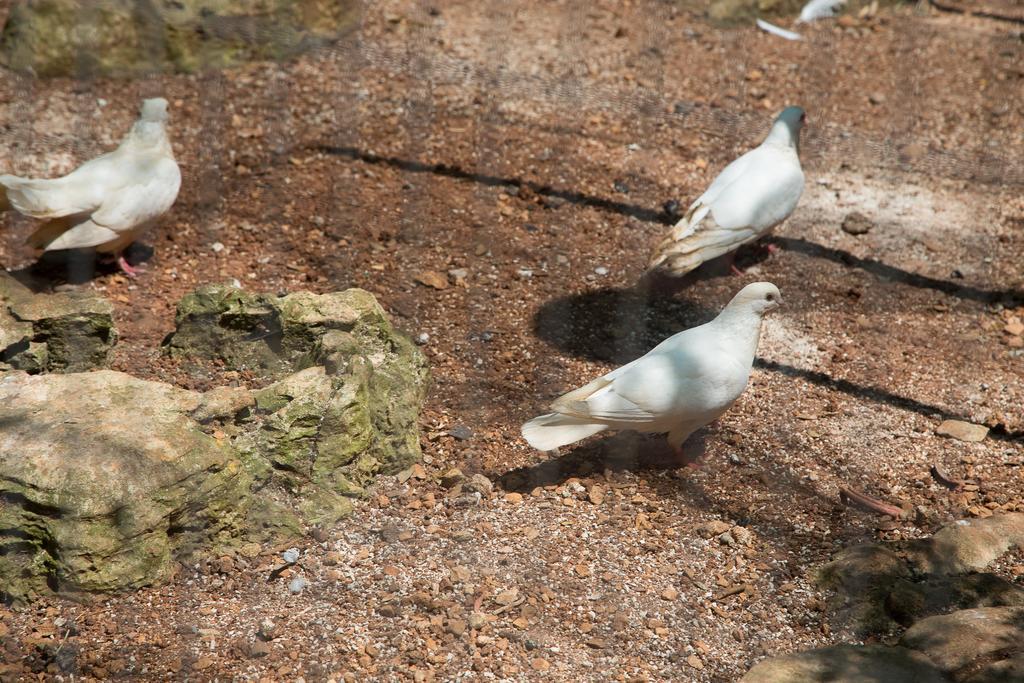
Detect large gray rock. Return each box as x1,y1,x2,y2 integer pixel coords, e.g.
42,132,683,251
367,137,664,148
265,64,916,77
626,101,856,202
0,0,360,78
0,272,116,373
815,544,910,635
0,370,251,602
905,514,1024,575
740,645,947,683
0,286,428,603
900,607,1024,674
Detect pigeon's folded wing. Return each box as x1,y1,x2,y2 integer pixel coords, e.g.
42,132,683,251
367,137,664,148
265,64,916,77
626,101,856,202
90,156,181,231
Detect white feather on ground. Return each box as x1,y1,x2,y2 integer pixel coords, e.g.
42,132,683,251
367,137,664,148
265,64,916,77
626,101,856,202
648,107,806,277
756,19,803,40
0,97,180,276
521,282,782,457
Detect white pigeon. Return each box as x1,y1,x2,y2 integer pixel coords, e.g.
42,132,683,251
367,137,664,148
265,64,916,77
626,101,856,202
649,107,806,277
0,97,181,276
521,282,781,462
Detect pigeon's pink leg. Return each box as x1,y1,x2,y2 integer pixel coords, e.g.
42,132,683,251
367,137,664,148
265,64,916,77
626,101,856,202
765,243,780,255
728,251,744,277
672,432,707,469
117,254,141,278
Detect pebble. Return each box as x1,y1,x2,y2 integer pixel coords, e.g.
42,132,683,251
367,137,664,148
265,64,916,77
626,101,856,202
594,266,609,276
211,242,225,253
505,492,524,504
661,587,679,601
841,211,874,235
468,612,487,630
531,658,551,671
282,548,300,564
323,551,342,566
936,419,989,443
686,654,705,670
415,332,430,345
287,577,308,594
464,473,493,496
258,618,277,641
447,425,473,440
440,468,465,488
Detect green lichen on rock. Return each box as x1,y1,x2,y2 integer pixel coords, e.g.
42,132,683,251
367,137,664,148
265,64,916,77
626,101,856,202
1,285,428,603
0,272,116,373
0,371,250,602
0,0,361,78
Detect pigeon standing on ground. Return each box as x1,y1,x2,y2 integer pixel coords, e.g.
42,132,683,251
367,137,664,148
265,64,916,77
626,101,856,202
648,107,806,277
0,97,181,276
521,282,782,464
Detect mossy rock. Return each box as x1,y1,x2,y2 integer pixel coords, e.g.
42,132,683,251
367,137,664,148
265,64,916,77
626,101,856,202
1,285,428,603
0,0,361,78
0,272,116,373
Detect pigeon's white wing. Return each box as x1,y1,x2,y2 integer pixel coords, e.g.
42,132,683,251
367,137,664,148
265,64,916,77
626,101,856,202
40,219,122,251
90,155,181,231
798,0,846,22
552,339,716,424
693,149,757,210
707,147,804,230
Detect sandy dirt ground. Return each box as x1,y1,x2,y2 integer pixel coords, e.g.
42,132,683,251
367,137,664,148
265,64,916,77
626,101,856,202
0,0,1023,680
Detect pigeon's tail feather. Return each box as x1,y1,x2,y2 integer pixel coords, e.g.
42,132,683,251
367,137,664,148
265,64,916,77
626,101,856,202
649,223,755,277
0,175,84,219
521,413,608,451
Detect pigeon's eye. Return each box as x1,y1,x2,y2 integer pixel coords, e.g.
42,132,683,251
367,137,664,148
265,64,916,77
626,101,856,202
766,293,775,301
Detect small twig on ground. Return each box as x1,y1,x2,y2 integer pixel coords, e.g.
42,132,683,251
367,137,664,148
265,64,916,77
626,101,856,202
839,487,904,518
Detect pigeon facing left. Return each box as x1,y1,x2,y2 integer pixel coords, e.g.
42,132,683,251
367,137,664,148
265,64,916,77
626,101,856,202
521,282,782,464
648,107,806,277
0,97,181,276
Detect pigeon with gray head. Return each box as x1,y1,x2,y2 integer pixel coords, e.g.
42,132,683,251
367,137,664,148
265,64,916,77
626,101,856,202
522,282,782,464
649,107,806,277
0,97,180,276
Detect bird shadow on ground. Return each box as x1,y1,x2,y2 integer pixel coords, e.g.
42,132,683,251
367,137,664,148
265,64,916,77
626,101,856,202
531,283,716,365
497,431,694,493
5,243,154,289
777,236,1024,306
312,143,1017,307
534,286,1024,444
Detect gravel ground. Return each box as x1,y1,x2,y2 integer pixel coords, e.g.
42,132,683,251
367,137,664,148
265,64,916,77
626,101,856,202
0,0,1022,680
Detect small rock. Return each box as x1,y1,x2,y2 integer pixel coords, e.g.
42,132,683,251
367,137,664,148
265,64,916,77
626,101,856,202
594,266,609,276
696,520,732,538
464,473,493,496
868,93,886,105
531,658,551,672
378,604,401,618
282,548,300,565
588,485,604,505
732,526,754,546
258,618,277,641
324,550,342,566
842,212,874,235
440,468,465,488
494,589,519,606
517,268,533,279
414,271,449,290
468,612,487,630
505,492,523,504
661,587,679,601
447,425,473,441
447,268,469,286
211,242,225,253
718,531,737,547
248,641,272,658
936,420,989,443
585,637,607,649
447,619,467,636
1005,321,1024,336
415,332,430,345
287,577,308,594
239,543,261,558
687,655,704,670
